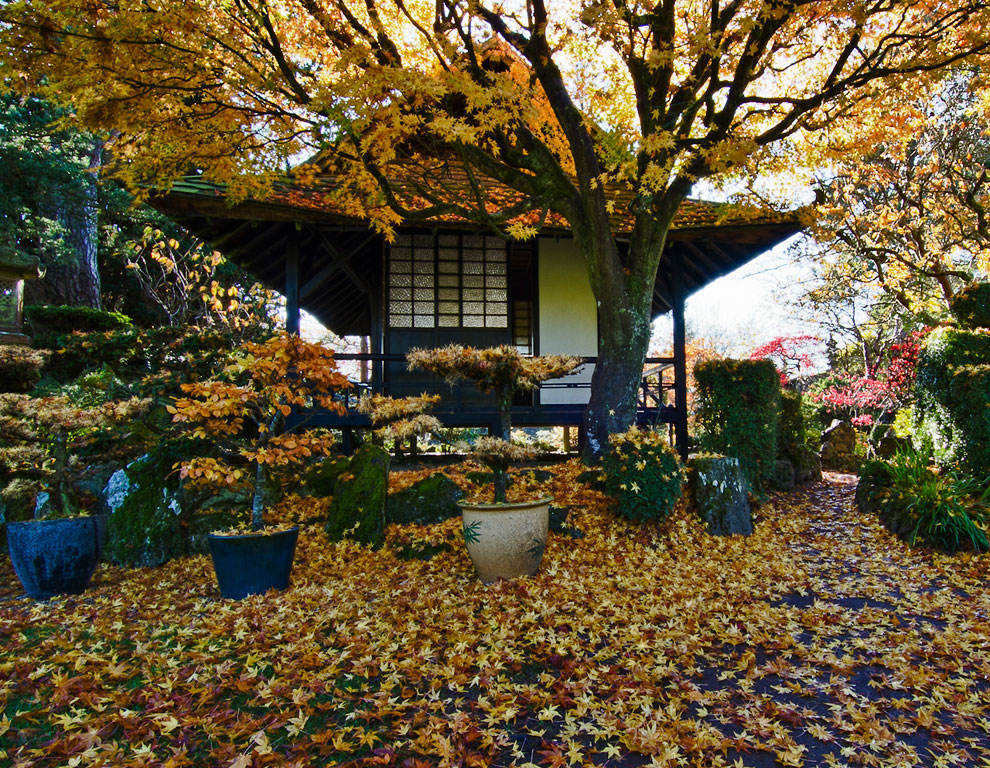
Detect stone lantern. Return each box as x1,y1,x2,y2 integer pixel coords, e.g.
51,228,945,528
0,246,44,345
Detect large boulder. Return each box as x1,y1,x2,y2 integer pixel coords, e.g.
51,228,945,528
687,455,753,536
773,459,795,491
822,420,857,456
103,459,185,567
102,455,242,567
787,444,822,485
325,445,389,549
300,455,351,497
386,472,463,526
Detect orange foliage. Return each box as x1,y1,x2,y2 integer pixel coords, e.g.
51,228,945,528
168,333,351,528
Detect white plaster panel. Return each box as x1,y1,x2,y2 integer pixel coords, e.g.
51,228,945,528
537,238,597,404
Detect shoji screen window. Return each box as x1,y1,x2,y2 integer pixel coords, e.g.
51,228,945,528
388,234,509,329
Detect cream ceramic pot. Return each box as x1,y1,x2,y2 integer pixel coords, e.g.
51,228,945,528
459,497,551,583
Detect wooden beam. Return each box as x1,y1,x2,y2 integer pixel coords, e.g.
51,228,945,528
312,231,374,297
286,231,300,336
298,230,378,300
209,221,258,249
671,251,689,461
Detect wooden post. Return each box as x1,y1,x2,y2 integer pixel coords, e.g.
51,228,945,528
360,335,370,384
672,251,689,461
285,228,300,336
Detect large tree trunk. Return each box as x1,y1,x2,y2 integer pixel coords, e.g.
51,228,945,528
577,214,669,459
24,140,102,308
582,278,655,458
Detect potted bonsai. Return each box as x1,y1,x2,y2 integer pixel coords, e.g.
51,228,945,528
407,344,580,582
0,393,149,599
168,333,351,599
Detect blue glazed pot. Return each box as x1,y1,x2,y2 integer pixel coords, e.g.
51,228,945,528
208,527,299,600
7,516,106,600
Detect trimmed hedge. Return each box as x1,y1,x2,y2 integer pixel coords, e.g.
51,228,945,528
913,327,990,473
695,358,781,495
602,427,684,523
949,282,990,329
26,304,132,349
777,390,804,455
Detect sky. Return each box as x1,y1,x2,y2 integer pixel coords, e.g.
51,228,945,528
651,233,819,357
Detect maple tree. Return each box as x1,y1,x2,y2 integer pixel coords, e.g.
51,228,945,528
810,329,927,426
168,334,352,529
749,334,821,385
0,394,148,517
3,2,989,455
802,74,990,324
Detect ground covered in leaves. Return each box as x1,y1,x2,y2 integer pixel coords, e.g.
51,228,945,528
2,464,990,767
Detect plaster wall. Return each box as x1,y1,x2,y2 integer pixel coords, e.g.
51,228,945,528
537,238,597,404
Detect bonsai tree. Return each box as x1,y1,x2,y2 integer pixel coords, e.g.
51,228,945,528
0,394,149,518
356,393,442,455
407,345,580,502
168,333,351,530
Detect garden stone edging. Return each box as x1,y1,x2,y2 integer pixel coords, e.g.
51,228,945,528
687,455,753,536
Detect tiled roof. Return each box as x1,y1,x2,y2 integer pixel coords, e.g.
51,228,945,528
164,171,801,234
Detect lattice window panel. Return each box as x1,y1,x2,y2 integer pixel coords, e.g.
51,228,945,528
387,235,508,329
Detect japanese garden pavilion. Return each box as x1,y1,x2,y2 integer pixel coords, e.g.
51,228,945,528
151,172,803,456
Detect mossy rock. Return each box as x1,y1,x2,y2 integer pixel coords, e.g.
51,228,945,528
325,445,389,549
300,455,351,497
786,443,822,485
104,459,185,568
386,472,463,526
465,470,513,488
186,510,244,554
687,455,753,536
192,469,282,514
773,459,796,491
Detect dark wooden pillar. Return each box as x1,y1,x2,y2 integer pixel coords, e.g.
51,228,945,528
672,251,689,461
285,228,300,336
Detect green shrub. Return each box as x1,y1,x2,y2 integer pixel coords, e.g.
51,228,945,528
695,358,781,495
949,282,990,329
868,450,990,553
25,304,132,349
602,427,684,523
777,390,805,455
892,408,913,439
855,459,894,516
47,325,253,391
913,327,990,473
0,345,48,393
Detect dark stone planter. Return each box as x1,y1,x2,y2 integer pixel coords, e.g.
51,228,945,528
7,516,106,599
208,527,299,600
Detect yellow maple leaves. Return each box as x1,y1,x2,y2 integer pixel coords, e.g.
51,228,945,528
2,466,990,767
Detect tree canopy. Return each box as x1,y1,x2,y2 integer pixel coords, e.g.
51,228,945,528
4,0,989,452
801,74,990,325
